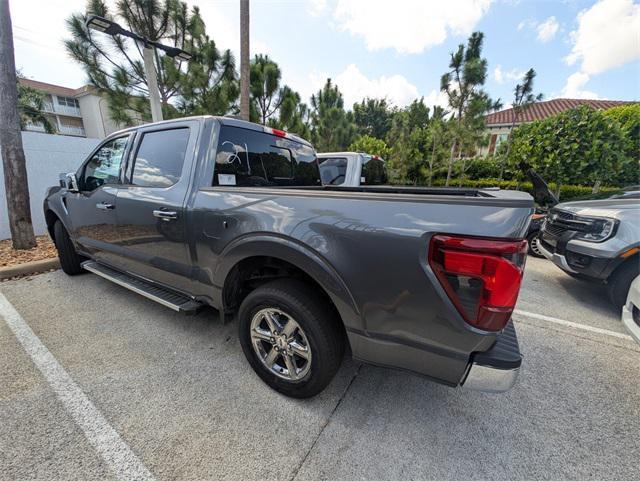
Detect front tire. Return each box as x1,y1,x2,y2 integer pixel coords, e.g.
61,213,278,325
238,279,345,398
527,232,544,258
607,260,638,308
53,220,84,275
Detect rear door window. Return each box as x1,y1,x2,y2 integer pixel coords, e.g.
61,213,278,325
361,156,388,185
131,128,190,187
318,157,348,185
213,126,320,187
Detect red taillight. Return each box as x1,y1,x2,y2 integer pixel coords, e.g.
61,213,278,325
429,235,528,331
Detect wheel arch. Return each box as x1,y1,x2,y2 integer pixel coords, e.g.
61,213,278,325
215,234,361,332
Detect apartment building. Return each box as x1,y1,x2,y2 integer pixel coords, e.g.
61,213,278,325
19,78,143,139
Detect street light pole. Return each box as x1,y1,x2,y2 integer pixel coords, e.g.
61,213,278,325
142,45,163,122
85,15,192,124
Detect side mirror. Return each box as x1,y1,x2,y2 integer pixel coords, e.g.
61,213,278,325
59,172,79,192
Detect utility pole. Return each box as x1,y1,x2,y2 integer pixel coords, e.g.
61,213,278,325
240,0,250,121
0,0,36,249
142,45,163,122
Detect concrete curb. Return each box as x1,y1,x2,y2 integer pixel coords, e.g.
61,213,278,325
0,258,60,280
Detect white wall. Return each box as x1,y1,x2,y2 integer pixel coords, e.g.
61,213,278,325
0,131,100,239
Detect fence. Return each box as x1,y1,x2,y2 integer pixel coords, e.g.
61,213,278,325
0,131,100,240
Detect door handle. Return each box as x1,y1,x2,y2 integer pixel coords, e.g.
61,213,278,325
153,209,178,221
96,202,115,210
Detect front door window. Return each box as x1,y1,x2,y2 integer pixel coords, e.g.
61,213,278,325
82,136,128,191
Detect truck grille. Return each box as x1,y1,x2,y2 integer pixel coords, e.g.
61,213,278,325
543,209,594,237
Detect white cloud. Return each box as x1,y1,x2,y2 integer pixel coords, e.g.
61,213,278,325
559,72,600,99
421,89,450,111
566,0,640,75
493,65,526,84
333,0,493,54
308,0,328,17
536,16,559,42
332,64,420,107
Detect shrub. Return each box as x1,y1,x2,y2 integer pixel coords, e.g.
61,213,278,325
430,177,620,201
507,105,630,187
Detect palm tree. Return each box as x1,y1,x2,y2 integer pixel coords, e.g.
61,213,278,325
239,0,250,121
17,80,56,133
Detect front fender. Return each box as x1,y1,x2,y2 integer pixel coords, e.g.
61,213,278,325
43,190,72,240
214,233,361,331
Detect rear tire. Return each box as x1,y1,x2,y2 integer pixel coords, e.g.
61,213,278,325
607,260,639,308
53,220,84,276
238,279,345,398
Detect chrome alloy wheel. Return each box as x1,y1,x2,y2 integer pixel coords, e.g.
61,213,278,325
530,236,543,257
249,308,312,381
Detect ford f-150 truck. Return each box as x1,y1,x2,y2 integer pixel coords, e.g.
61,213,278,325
44,116,533,398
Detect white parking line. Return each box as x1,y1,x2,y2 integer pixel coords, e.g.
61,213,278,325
0,293,156,481
514,309,633,341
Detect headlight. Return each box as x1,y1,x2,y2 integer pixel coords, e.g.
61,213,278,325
574,217,618,242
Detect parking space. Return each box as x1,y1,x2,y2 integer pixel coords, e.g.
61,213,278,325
1,258,639,481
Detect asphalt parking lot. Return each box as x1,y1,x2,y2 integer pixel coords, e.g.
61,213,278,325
1,256,639,481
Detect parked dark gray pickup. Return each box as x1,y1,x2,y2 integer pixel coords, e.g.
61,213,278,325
44,116,533,398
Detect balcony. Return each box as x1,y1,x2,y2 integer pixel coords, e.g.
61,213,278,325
56,104,82,117
42,100,82,117
24,122,47,133
58,125,86,137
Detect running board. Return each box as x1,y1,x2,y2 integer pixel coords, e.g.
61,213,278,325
81,261,203,313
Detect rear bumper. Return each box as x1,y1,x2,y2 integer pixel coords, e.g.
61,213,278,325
462,321,522,393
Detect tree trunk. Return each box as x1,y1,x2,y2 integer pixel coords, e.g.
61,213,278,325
428,137,437,186
0,0,36,250
239,0,250,121
445,139,456,187
458,157,466,187
499,111,519,180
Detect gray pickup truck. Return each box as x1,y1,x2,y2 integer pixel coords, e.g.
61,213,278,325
44,116,533,398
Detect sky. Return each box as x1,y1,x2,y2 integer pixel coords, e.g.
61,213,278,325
10,0,640,111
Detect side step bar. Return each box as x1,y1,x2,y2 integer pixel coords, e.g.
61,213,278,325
81,260,203,313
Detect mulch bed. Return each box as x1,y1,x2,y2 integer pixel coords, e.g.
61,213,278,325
0,235,57,268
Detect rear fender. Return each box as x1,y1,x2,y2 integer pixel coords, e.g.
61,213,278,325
214,234,361,331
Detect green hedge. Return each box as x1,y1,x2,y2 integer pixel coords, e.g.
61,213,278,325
429,178,621,201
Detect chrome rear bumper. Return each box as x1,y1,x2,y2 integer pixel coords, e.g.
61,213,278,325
461,320,522,393
463,363,520,393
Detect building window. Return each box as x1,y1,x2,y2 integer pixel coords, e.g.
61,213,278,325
56,96,79,108
496,133,509,147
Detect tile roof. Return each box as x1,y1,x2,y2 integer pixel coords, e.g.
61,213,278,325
485,98,637,126
18,78,86,98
